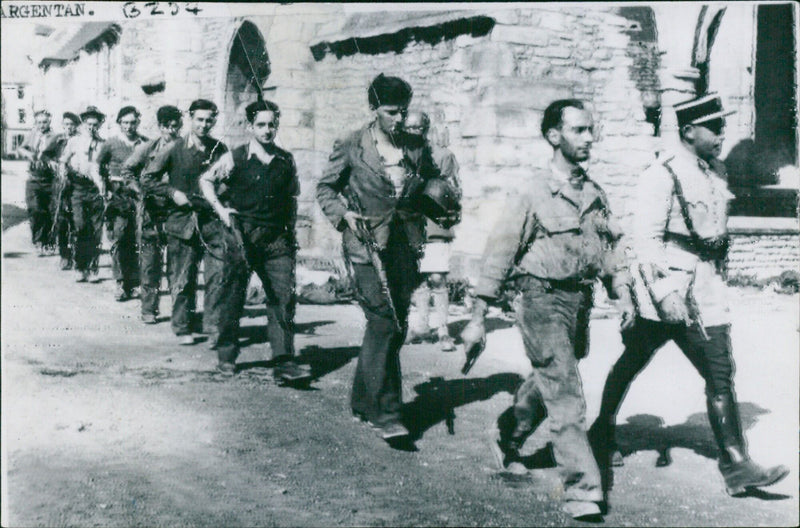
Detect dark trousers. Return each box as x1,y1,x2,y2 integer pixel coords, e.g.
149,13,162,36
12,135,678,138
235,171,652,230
107,185,139,289
139,205,167,316
349,227,420,428
215,226,293,364
511,278,602,503
25,178,54,248
167,218,243,342
597,317,734,426
71,183,104,273
51,180,73,261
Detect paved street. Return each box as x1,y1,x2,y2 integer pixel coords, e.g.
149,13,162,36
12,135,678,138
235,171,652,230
2,160,798,526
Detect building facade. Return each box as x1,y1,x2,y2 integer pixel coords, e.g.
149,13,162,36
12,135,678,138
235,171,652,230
1,82,34,158
29,3,799,280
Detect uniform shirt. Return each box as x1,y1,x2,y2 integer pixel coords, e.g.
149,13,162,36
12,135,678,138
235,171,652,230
96,133,148,183
408,145,461,242
630,144,734,325
60,133,104,183
475,163,629,300
201,139,299,229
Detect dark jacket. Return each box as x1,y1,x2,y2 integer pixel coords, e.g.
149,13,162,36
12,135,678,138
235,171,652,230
141,135,227,240
315,125,426,264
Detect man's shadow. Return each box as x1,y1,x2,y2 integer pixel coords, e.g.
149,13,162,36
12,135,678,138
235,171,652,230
235,344,359,382
611,403,790,500
401,373,523,441
448,316,515,340
238,320,336,346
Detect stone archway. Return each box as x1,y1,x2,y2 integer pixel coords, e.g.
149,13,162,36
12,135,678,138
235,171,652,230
222,21,270,147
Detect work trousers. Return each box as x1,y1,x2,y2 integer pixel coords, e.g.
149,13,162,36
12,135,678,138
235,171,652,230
71,183,104,273
511,277,602,503
215,225,294,364
139,204,167,317
167,218,241,341
349,226,420,427
597,317,734,425
107,183,139,289
25,177,54,248
51,180,74,261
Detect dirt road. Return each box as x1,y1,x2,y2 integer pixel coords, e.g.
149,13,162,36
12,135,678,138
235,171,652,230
2,161,797,526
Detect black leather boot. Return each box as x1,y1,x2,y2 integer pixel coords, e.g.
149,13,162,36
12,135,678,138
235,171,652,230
707,393,789,495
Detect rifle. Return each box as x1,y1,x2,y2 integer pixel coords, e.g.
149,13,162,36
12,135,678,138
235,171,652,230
342,188,401,332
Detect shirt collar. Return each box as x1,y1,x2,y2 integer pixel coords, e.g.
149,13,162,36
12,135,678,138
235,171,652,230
548,161,588,194
186,133,206,152
247,138,276,165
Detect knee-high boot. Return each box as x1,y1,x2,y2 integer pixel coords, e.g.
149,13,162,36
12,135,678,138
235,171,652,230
707,393,789,495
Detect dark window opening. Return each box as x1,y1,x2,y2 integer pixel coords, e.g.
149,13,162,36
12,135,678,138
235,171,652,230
18,109,26,124
17,86,25,99
728,3,798,217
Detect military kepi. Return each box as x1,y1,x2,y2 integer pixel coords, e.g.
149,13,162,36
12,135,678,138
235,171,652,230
674,93,735,128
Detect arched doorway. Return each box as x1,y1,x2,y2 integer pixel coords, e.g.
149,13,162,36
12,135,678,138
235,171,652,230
222,21,270,147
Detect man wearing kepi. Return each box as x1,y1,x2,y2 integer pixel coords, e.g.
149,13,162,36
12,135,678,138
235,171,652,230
41,111,81,269
461,99,635,520
200,99,310,381
96,106,148,301
141,99,232,349
19,110,57,256
316,74,427,441
120,105,183,325
60,106,106,283
589,94,789,495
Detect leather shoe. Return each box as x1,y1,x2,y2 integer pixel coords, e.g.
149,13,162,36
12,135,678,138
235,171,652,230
274,359,312,383
562,500,602,520
379,422,409,440
216,361,236,375
141,314,157,325
179,335,195,346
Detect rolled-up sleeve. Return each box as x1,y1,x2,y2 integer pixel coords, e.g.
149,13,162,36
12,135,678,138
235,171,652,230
315,138,350,231
475,192,536,300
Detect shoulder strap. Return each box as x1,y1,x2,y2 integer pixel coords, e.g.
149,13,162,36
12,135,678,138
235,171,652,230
662,159,700,243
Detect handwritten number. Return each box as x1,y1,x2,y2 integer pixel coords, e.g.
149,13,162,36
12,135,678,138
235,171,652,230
122,2,140,18
168,2,179,15
145,2,164,15
185,2,202,15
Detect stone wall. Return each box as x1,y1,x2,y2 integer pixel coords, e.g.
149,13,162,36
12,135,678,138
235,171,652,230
728,233,800,280
30,4,797,281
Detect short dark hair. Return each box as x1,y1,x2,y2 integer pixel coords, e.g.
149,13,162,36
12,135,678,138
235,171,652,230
34,110,51,118
188,99,218,115
541,99,585,137
62,112,81,125
117,105,140,123
368,74,413,109
245,100,280,123
156,105,182,126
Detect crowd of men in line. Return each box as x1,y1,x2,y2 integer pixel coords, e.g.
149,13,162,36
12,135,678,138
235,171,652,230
17,73,789,521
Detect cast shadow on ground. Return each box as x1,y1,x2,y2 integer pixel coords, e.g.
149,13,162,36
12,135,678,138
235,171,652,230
401,373,523,441
3,251,28,258
235,344,359,383
448,316,516,342
609,403,790,500
238,320,336,346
